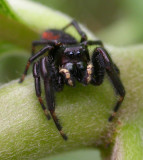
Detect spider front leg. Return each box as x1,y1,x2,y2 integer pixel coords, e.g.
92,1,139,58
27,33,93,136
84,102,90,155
40,57,68,140
33,61,51,120
19,45,53,83
86,40,120,75
19,40,62,83
31,40,50,55
91,47,125,121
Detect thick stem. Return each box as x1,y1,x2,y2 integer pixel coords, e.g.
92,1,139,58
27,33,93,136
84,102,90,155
0,45,143,159
0,75,114,159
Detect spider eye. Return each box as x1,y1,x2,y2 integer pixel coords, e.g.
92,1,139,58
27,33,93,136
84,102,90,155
75,51,81,56
69,51,74,55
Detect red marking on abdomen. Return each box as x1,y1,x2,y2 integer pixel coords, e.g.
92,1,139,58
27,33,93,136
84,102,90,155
42,32,60,40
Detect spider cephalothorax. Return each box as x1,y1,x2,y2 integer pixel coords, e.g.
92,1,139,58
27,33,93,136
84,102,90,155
19,20,125,140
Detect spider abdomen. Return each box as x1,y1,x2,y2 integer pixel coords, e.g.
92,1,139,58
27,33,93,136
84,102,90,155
41,29,77,45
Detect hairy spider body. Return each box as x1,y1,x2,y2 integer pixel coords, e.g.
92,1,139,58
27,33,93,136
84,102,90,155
19,20,125,140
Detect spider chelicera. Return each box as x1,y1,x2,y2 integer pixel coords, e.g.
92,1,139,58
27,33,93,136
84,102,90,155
19,20,125,140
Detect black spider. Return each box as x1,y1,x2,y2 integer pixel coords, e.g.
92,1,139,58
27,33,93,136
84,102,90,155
19,20,125,140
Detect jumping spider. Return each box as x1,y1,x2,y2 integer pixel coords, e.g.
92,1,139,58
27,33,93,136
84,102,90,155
19,20,125,140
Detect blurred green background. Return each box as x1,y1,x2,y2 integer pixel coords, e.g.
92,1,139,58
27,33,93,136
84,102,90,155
32,0,143,46
0,0,143,159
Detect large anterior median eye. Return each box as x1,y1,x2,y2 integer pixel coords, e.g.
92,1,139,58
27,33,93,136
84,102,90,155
69,51,74,57
64,62,74,71
75,51,81,56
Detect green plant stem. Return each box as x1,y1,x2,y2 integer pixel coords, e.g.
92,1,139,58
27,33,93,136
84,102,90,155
0,74,114,159
0,0,17,18
102,45,143,160
0,45,143,160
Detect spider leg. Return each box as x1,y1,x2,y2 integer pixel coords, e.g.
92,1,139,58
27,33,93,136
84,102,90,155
91,49,106,86
40,57,67,140
31,40,61,55
113,63,120,75
33,61,51,120
32,40,50,55
62,20,87,42
85,40,104,47
92,47,125,121
19,45,53,83
85,40,120,74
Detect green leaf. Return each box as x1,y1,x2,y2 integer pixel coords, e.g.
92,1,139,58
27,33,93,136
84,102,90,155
0,0,38,50
0,13,38,50
0,0,17,19
0,49,30,84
